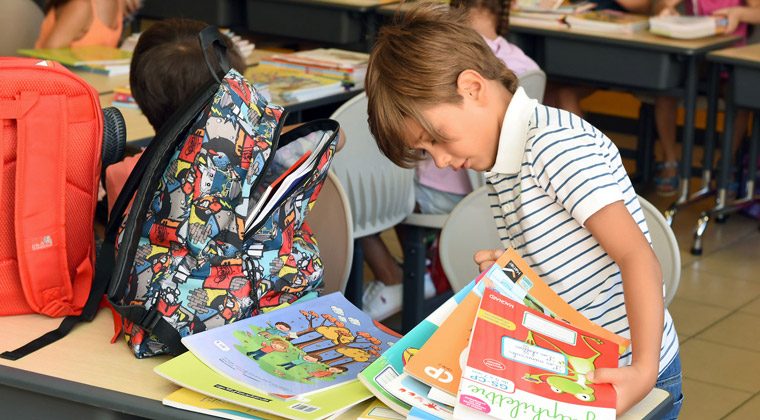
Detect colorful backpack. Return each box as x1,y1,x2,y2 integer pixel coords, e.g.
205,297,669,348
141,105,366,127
103,31,339,358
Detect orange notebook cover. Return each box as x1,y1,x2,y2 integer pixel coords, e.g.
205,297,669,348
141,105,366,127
404,248,630,399
488,248,630,354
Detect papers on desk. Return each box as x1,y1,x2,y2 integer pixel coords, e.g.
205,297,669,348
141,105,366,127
649,15,728,39
245,64,345,104
244,131,333,233
565,10,650,34
17,46,132,76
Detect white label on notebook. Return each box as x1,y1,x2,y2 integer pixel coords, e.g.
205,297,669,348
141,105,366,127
522,311,577,345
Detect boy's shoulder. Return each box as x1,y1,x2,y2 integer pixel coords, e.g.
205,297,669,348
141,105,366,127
526,105,603,145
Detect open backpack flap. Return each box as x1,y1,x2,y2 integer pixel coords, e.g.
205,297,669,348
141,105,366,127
2,27,340,360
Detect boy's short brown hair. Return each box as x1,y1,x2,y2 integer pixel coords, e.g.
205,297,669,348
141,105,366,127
366,3,518,168
130,18,245,131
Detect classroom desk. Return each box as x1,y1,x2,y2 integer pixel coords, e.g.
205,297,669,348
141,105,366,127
246,0,399,51
138,0,246,27
0,309,671,419
507,22,740,209
76,71,130,95
690,44,760,254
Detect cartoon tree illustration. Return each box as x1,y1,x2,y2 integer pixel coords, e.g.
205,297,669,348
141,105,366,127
294,323,353,350
321,347,372,367
307,331,382,358
292,310,320,338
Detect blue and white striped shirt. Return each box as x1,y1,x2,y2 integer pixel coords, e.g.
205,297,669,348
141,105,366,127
485,87,678,373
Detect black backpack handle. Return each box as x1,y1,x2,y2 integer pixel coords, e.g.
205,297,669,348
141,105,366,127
199,26,231,85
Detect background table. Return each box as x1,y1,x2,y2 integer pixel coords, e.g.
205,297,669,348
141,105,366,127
508,22,740,207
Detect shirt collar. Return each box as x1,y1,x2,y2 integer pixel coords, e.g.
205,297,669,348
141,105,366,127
487,86,537,175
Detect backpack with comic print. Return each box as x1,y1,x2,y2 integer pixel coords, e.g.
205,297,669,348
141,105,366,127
1,28,339,361
102,29,339,358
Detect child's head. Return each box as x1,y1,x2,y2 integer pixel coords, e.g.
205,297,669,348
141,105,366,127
450,0,511,38
130,18,245,131
328,366,348,374
270,339,289,351
366,3,517,171
275,322,291,332
304,354,321,363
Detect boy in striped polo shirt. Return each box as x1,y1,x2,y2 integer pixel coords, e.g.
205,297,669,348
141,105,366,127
364,4,681,418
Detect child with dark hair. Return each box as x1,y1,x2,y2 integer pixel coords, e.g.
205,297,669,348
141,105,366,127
129,18,246,132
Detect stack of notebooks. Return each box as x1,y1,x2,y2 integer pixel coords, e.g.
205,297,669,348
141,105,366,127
649,15,728,39
17,45,132,76
565,10,650,34
260,48,369,89
154,292,402,420
510,0,596,28
244,64,345,104
358,248,628,420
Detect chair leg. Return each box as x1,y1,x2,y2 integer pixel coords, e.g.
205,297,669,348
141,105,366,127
345,238,364,308
402,226,427,333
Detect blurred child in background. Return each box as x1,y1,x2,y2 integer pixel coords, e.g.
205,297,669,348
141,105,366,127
35,0,141,48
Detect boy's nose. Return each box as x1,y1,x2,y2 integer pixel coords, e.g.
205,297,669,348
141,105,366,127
431,152,450,169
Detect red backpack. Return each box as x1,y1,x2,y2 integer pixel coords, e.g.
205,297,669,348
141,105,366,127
0,58,116,317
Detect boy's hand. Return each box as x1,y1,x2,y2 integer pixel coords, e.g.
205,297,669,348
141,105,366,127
473,249,504,272
588,363,657,415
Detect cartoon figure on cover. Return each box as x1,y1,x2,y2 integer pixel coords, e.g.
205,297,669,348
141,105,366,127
226,294,396,387
522,331,606,402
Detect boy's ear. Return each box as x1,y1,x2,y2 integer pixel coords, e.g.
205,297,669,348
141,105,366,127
456,69,486,103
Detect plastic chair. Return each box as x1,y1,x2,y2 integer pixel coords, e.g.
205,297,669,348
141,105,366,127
0,0,43,56
304,171,354,295
440,189,681,307
518,68,547,103
438,186,501,293
329,92,416,305
638,195,681,307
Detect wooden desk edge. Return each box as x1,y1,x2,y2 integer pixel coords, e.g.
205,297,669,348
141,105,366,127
0,364,215,420
708,44,760,68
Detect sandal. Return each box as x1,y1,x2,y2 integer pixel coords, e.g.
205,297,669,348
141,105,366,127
655,161,679,197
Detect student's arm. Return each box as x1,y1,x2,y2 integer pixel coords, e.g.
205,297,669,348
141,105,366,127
39,0,92,49
713,0,760,33
654,0,683,16
584,201,663,415
616,0,652,15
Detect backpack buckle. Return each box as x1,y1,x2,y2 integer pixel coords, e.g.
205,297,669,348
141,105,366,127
138,308,162,332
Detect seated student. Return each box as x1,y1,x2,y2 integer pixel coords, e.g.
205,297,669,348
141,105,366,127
652,0,760,195
105,18,345,210
542,0,650,116
365,4,681,417
35,0,141,48
360,0,542,321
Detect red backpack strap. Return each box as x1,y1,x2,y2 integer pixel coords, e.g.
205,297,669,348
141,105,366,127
1,91,73,317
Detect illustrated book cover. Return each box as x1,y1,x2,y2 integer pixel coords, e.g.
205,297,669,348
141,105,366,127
358,280,478,415
181,292,399,397
565,10,650,34
244,64,344,103
455,288,618,420
154,351,372,420
163,388,285,420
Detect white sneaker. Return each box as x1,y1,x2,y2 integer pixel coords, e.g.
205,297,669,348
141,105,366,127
361,275,437,321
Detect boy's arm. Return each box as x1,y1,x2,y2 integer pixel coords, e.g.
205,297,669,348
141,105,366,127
584,201,663,415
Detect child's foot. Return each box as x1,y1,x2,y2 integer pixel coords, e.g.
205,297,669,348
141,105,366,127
362,275,436,321
655,161,679,196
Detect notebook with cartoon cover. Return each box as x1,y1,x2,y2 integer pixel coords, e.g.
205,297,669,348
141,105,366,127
182,292,399,398
455,288,618,420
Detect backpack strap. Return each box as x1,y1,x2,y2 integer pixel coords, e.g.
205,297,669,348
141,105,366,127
0,92,78,317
